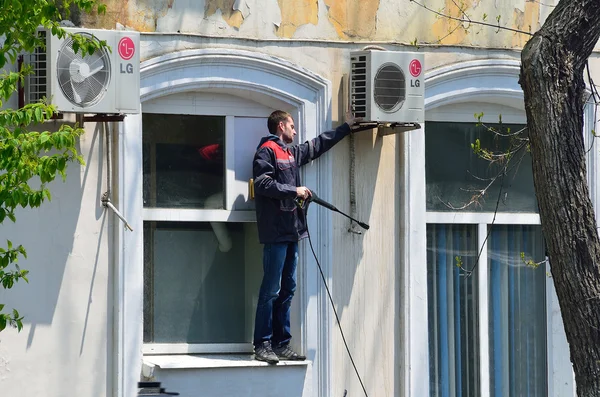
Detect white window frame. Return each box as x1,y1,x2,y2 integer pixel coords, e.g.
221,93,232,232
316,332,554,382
140,112,258,221
140,106,264,355
115,49,335,397
411,59,587,397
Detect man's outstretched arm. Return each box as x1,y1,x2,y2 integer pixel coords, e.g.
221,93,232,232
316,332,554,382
294,113,362,167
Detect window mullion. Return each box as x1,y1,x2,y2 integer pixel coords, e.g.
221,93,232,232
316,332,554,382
478,223,490,397
225,115,236,210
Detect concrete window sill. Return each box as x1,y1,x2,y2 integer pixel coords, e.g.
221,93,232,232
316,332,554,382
143,354,311,370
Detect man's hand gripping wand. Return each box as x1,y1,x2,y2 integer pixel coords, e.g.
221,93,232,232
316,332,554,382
294,192,370,230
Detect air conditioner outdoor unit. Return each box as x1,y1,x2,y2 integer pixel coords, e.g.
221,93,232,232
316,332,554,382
350,50,424,123
26,27,140,114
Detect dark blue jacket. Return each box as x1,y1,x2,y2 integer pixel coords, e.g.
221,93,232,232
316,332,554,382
253,123,352,244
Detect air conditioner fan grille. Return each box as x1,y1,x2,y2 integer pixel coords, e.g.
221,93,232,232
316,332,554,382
374,64,405,112
56,32,111,108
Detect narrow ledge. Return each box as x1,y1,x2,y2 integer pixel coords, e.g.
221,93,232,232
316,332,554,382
143,354,311,370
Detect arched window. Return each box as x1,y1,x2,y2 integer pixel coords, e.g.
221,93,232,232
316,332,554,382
424,60,583,397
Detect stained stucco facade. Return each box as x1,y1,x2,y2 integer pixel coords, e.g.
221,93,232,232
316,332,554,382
0,1,595,396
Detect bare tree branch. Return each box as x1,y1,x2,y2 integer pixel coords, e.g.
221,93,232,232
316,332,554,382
409,0,534,36
529,0,557,7
455,171,506,276
441,138,529,210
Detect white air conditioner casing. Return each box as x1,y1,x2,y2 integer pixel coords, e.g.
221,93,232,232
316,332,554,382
350,50,424,123
27,27,140,114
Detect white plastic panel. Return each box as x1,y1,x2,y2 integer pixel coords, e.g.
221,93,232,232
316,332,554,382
46,27,140,114
350,50,424,123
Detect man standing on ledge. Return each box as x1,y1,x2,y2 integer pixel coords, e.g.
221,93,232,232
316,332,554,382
252,110,361,364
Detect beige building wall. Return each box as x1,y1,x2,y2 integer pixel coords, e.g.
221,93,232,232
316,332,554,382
81,0,558,49
132,31,549,395
1,0,593,396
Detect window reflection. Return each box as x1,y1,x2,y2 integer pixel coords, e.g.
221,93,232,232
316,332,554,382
143,114,225,208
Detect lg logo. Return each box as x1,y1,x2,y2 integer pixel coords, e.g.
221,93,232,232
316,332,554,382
118,37,135,74
409,59,422,77
409,59,422,88
118,37,135,60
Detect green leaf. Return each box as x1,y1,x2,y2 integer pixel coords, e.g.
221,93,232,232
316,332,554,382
0,0,94,334
34,107,43,123
72,40,80,55
57,157,66,172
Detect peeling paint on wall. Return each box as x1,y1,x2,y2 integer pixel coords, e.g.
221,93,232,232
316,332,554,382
323,0,380,39
78,0,560,49
81,0,129,30
512,1,540,47
81,0,175,31
275,0,318,38
431,0,469,45
205,0,246,29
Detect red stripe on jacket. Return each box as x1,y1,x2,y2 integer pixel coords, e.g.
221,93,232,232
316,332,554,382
260,140,295,161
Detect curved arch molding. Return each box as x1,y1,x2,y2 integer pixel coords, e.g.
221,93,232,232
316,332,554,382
425,59,525,110
140,49,330,124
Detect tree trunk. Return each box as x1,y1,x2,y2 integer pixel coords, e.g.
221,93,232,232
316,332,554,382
519,1,600,396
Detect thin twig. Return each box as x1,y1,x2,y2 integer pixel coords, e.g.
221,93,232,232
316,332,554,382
466,170,495,182
433,21,465,44
527,0,556,7
474,140,529,167
477,123,528,138
456,171,506,276
410,0,533,36
449,0,471,22
443,140,528,210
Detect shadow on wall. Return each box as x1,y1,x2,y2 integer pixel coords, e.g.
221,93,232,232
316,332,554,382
331,78,400,396
332,79,384,316
0,122,111,327
0,121,112,397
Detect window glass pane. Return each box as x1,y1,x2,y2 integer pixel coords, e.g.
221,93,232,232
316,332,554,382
143,221,262,344
426,122,536,213
143,114,225,208
427,224,480,397
230,117,268,210
488,225,547,397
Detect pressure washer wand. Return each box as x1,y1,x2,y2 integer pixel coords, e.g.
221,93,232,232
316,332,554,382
296,192,370,230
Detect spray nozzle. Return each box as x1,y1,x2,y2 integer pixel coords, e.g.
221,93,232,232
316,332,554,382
294,190,369,230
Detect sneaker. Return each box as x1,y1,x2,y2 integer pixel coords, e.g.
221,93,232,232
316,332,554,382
273,344,306,361
254,341,279,364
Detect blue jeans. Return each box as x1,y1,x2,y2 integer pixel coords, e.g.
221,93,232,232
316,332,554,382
253,242,298,347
